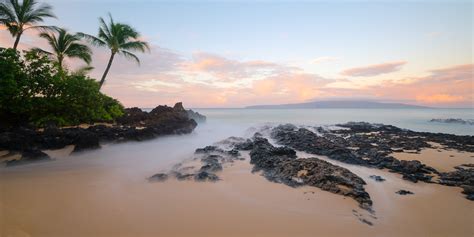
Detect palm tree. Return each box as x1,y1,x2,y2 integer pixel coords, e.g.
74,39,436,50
0,0,56,50
79,14,149,89
35,28,92,69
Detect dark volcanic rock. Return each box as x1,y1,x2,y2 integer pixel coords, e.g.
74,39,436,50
396,190,414,195
0,103,199,159
195,146,223,154
247,136,372,210
72,131,100,152
171,171,194,181
148,173,169,182
270,124,438,183
271,125,366,165
429,118,474,125
194,171,220,182
6,149,51,166
116,107,148,126
187,109,206,123
195,145,242,158
369,175,386,182
199,163,223,173
268,122,474,200
439,166,474,201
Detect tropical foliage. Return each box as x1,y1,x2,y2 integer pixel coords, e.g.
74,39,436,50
0,1,149,128
0,48,124,127
0,0,56,49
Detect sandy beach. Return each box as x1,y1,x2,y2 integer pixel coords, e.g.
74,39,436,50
1,143,473,237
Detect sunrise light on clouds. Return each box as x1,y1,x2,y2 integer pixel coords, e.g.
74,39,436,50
1,0,472,108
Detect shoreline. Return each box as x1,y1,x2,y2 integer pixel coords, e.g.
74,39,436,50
1,121,473,236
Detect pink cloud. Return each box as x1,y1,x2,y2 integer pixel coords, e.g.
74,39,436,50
1,31,471,108
341,61,407,77
181,52,295,82
338,64,474,107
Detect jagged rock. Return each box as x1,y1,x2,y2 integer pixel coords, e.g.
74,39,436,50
195,145,242,159
271,125,366,165
194,171,220,182
148,173,169,182
5,149,51,166
369,175,386,182
429,118,474,125
200,155,223,172
247,136,372,210
396,190,414,195
195,146,223,154
0,103,199,156
72,131,100,152
439,166,474,201
270,124,437,183
187,109,206,123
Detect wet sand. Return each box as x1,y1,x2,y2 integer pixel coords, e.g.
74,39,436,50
1,144,473,237
392,146,474,172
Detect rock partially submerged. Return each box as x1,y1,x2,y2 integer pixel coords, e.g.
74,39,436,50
439,165,474,200
186,109,206,123
247,136,372,210
149,144,243,183
396,190,414,195
1,103,199,165
269,122,474,201
148,173,169,182
429,118,474,126
271,124,438,183
5,149,51,166
369,175,386,182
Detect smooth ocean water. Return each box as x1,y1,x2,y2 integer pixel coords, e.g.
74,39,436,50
194,108,474,136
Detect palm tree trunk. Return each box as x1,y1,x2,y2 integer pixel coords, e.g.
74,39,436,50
99,53,115,90
13,32,23,50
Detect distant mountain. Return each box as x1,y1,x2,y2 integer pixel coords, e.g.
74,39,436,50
245,100,431,109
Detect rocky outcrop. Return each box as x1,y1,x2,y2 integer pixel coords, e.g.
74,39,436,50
149,144,244,183
396,190,414,195
5,149,51,166
270,122,474,201
429,118,474,125
439,165,474,200
186,109,206,123
1,103,199,165
247,136,372,210
270,124,438,183
369,175,385,182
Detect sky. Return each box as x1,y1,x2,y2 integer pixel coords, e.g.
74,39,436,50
1,0,473,108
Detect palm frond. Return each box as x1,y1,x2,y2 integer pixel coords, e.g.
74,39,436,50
120,40,150,53
119,50,140,65
1,0,55,38
0,2,16,22
72,65,95,76
66,42,92,64
24,24,58,32
77,32,107,47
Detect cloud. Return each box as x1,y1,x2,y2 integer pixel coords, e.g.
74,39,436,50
350,64,474,107
341,61,406,77
415,94,464,104
181,52,296,82
0,30,471,108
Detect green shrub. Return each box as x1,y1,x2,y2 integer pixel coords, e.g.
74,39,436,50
0,48,124,128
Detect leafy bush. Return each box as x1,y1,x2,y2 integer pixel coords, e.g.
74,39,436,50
0,48,124,128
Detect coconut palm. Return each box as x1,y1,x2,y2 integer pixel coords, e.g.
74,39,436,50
79,14,149,89
0,0,56,50
35,28,92,69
